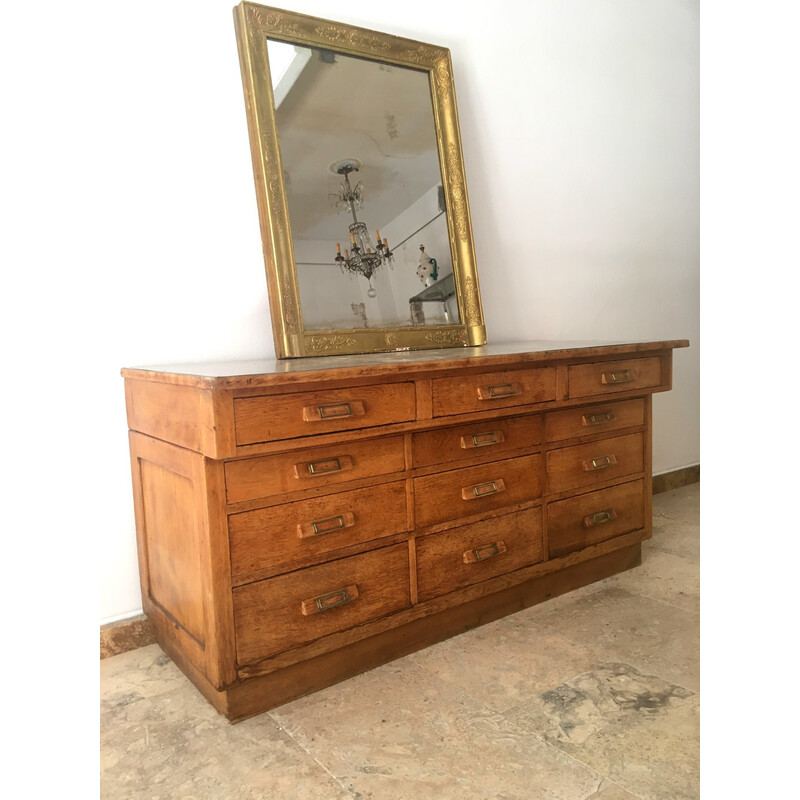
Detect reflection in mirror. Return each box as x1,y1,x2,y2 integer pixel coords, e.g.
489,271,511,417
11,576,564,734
267,39,460,331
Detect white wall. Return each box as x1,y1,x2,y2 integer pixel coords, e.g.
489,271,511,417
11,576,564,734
5,0,698,626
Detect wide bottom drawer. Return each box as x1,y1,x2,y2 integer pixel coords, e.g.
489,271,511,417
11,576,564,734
547,479,645,557
233,543,411,665
416,507,544,602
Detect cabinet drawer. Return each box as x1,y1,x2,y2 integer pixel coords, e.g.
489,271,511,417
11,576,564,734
229,481,409,579
414,455,541,528
233,543,411,665
568,357,662,399
547,433,644,494
412,415,542,469
225,436,405,504
545,399,645,442
234,383,416,445
431,367,557,417
548,479,645,557
416,508,544,602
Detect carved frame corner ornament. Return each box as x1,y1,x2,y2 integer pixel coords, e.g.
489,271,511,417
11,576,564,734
233,2,486,358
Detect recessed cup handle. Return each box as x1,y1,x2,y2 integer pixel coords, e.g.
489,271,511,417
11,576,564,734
582,454,618,472
582,411,616,426
302,400,366,421
601,370,634,385
583,508,618,528
294,455,354,478
297,512,356,538
477,383,521,400
460,430,506,449
301,584,359,616
462,478,506,500
463,540,507,564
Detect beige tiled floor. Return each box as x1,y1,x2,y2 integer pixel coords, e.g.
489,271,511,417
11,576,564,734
101,483,699,800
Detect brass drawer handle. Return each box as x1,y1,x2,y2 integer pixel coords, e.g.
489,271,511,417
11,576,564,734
601,370,634,385
582,454,618,471
460,430,506,449
463,540,508,564
297,512,356,538
302,400,365,421
294,455,354,478
477,383,521,400
300,584,359,616
308,458,341,475
583,508,618,528
462,478,507,500
582,411,617,426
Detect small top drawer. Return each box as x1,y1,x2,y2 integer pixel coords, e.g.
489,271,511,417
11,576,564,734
225,436,405,504
545,399,645,442
431,368,557,417
412,415,542,469
232,543,411,664
568,358,662,399
233,383,416,445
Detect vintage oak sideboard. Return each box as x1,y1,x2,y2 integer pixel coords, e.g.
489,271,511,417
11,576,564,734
123,339,688,721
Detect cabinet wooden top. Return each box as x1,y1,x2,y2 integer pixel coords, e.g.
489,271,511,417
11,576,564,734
121,339,689,390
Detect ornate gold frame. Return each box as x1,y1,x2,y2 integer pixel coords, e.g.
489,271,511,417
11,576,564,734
233,2,486,358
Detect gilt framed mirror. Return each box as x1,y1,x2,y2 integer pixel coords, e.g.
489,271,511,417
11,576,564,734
233,2,486,358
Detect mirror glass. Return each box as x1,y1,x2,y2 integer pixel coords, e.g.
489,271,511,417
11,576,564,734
267,39,460,331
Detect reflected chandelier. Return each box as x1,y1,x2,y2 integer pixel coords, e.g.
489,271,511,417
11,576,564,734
332,160,393,298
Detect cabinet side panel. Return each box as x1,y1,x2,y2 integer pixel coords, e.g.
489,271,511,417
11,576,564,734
129,432,235,689
138,457,206,646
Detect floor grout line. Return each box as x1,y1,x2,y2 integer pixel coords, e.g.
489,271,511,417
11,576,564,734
266,710,361,799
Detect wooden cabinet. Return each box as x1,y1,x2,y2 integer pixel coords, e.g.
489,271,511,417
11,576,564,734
123,339,687,721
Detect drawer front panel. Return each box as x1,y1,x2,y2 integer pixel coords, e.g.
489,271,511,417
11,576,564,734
414,455,541,528
225,436,405,504
545,399,645,442
412,415,542,469
416,508,544,602
547,433,644,494
568,357,662,399
233,543,411,664
431,368,557,417
234,383,416,445
229,481,409,579
548,479,645,557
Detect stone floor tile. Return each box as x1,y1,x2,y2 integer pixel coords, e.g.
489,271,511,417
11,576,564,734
270,657,604,800
523,585,699,693
653,484,699,522
409,612,600,713
506,663,698,800
101,646,351,800
648,486,700,563
602,548,699,614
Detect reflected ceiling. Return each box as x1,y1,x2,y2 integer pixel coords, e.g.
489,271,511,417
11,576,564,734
269,41,441,241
